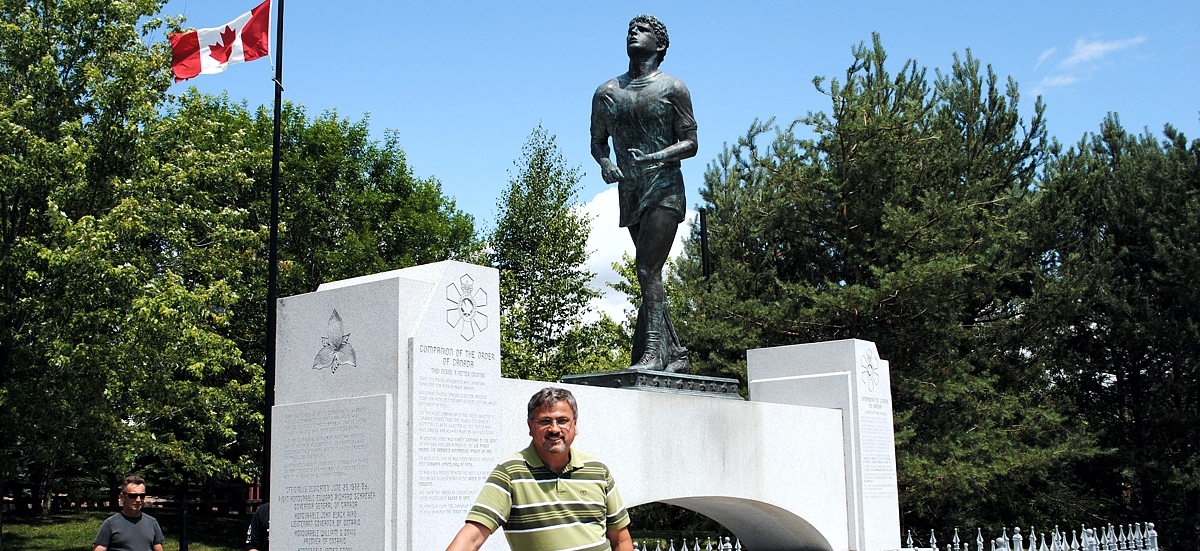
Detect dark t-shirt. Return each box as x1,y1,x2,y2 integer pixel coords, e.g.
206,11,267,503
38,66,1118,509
591,70,696,227
245,502,269,551
93,512,165,551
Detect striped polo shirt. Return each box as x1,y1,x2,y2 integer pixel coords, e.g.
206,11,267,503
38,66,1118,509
466,444,630,551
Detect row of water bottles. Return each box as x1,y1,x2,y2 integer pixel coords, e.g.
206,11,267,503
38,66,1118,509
906,523,1159,551
634,536,741,551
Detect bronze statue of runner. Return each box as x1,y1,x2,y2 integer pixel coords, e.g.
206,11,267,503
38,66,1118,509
591,15,696,372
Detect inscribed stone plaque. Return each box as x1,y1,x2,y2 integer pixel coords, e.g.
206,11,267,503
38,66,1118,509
408,269,503,547
852,347,899,549
272,394,394,551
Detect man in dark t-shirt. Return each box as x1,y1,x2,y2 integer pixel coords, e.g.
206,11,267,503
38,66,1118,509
246,501,269,551
93,475,165,551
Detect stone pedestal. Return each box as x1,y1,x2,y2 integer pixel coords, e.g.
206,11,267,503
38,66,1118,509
560,369,742,400
747,339,901,551
271,261,501,551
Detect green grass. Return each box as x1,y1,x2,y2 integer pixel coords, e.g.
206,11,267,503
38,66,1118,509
3,509,249,551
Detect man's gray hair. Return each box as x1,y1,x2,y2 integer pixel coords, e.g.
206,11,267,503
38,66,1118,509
527,387,578,420
630,14,669,62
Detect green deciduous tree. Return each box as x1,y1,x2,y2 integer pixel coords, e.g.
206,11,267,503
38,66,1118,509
96,90,479,486
151,91,479,368
0,0,176,517
3,85,268,512
0,0,479,519
672,35,1093,529
269,104,478,297
491,126,626,380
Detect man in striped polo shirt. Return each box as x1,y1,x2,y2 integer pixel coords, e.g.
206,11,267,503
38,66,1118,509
444,387,633,551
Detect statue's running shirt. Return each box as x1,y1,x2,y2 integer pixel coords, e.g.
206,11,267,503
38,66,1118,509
591,70,697,228
466,445,630,551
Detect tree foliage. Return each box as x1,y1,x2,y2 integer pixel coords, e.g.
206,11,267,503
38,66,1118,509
1031,116,1200,546
270,104,477,297
673,35,1094,530
151,92,479,367
491,126,627,380
0,1,477,515
0,0,177,514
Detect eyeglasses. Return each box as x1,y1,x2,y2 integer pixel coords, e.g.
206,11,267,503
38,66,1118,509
123,493,147,500
533,417,573,428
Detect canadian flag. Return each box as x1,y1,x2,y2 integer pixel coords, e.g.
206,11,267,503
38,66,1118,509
169,0,271,82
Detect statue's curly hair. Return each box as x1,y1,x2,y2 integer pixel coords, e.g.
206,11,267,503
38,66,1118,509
630,14,669,62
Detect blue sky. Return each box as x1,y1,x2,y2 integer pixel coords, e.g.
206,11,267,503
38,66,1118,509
160,0,1199,319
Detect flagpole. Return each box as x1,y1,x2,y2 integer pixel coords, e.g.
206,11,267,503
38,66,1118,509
264,0,284,505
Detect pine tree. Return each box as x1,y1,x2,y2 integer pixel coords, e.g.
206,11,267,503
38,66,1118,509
1031,116,1200,547
672,35,1093,528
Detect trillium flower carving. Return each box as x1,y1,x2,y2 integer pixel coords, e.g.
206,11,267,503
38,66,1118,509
446,274,488,341
860,350,880,392
313,310,356,373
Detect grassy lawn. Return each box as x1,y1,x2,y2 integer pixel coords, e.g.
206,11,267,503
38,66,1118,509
3,509,248,551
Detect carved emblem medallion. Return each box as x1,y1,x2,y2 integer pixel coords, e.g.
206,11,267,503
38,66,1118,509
446,274,488,341
860,349,880,392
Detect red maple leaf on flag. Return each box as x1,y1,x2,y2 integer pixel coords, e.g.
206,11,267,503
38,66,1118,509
207,25,237,64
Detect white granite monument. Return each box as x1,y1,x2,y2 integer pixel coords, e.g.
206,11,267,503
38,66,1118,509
271,262,900,551
748,339,902,551
272,261,501,551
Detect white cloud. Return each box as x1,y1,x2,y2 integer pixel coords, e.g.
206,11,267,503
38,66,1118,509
1030,35,1146,96
1059,36,1146,69
1034,47,1057,71
578,187,694,324
1031,74,1079,94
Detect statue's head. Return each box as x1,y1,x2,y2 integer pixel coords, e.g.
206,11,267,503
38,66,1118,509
628,14,669,63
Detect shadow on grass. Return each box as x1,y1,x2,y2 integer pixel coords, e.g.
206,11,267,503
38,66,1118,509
160,509,250,551
2,531,40,551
